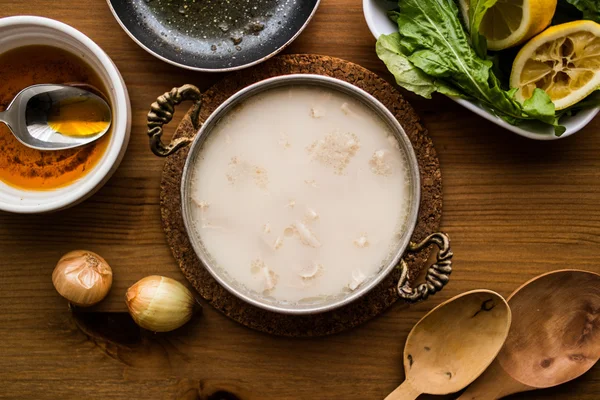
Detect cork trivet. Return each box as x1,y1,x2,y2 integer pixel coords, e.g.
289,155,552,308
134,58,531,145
160,54,442,337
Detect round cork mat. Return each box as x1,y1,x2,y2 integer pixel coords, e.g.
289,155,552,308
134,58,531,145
160,54,442,337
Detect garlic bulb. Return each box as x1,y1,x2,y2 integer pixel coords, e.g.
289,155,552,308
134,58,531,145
125,275,197,332
52,250,113,307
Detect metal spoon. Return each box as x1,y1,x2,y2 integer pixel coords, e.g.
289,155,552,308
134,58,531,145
0,84,111,151
385,290,512,400
458,269,600,399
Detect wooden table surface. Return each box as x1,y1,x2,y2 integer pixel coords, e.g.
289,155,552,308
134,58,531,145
1,1,599,399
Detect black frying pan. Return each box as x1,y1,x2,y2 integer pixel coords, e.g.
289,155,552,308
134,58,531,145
107,0,320,72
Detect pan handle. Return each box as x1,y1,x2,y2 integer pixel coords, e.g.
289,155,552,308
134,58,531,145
397,232,453,303
147,84,202,157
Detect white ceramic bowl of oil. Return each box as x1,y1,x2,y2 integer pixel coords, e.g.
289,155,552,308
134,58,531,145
363,0,600,140
0,16,131,213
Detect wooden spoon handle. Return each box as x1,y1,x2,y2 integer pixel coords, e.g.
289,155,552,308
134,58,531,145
457,360,532,400
385,380,421,400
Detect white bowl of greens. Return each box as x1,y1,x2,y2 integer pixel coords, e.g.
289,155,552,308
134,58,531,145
364,0,600,140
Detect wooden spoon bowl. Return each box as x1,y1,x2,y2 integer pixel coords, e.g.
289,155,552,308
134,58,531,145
385,290,512,399
459,269,600,399
499,269,600,387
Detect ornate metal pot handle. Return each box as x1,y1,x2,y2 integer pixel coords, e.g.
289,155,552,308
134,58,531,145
397,232,453,303
147,84,202,157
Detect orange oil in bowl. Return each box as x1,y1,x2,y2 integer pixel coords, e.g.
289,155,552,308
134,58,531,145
0,45,111,190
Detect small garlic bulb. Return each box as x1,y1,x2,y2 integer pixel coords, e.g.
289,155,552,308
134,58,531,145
125,275,197,332
52,250,113,307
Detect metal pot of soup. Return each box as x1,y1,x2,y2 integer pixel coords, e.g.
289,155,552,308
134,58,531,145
147,74,452,314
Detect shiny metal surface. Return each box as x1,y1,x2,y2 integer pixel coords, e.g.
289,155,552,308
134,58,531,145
178,75,422,314
0,84,111,151
107,0,320,72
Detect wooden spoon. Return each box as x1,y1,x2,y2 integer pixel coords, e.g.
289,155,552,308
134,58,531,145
458,269,600,399
385,290,512,400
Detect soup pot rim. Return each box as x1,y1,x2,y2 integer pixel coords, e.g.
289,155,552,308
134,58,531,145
148,74,452,314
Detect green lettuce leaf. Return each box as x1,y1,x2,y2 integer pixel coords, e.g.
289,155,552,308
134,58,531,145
384,0,556,121
523,89,566,135
522,88,557,125
564,0,600,21
376,33,463,98
378,0,564,133
376,33,437,98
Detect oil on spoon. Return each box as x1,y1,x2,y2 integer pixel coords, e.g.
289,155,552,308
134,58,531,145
385,290,512,399
458,269,600,399
0,84,111,150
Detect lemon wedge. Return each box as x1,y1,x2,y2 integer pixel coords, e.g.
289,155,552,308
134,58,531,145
511,21,600,110
459,0,556,50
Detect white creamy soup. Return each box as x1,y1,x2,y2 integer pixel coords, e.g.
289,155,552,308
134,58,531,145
190,85,412,304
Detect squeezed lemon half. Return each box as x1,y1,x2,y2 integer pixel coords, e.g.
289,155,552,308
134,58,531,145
459,0,556,50
511,21,600,110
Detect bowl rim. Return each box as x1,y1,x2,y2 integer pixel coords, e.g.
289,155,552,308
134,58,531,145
105,0,322,73
0,16,131,214
180,74,422,315
362,0,600,141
